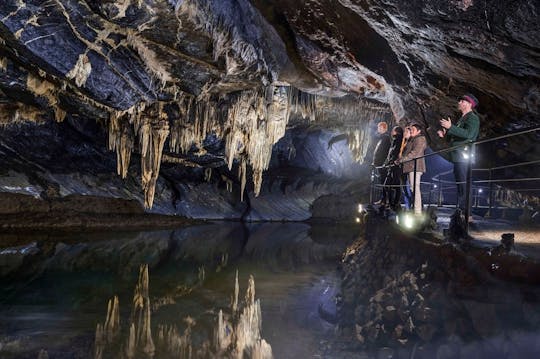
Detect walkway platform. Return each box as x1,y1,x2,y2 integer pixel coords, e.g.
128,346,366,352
434,206,540,260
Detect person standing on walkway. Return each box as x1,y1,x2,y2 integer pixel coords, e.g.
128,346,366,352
383,126,404,210
397,124,427,215
371,121,391,204
399,126,412,210
437,94,480,211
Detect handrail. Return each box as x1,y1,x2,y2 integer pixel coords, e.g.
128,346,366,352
475,159,540,172
401,126,540,164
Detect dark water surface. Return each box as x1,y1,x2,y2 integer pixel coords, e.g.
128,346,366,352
0,222,357,358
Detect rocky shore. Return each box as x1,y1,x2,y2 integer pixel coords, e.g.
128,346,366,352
331,213,540,358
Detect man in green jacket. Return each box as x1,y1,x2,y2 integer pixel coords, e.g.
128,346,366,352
437,94,480,211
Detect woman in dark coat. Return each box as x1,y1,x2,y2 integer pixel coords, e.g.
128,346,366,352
383,126,404,210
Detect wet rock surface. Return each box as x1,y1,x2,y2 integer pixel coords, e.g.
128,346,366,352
333,215,540,358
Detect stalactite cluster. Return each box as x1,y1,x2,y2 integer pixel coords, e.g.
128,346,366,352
106,85,390,208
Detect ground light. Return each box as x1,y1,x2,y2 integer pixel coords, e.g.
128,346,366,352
395,212,425,231
356,204,365,223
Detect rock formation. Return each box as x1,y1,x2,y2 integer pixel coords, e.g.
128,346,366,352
0,0,538,213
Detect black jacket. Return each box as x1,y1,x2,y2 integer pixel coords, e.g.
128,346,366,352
372,133,391,166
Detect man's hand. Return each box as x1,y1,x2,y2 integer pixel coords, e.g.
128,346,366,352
440,117,452,130
437,129,446,138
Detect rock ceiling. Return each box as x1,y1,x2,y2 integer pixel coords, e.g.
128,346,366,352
0,0,538,208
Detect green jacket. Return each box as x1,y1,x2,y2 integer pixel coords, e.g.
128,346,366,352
446,111,480,162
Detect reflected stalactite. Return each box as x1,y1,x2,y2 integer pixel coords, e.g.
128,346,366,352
156,318,195,359
94,295,120,359
93,265,272,358
129,264,155,358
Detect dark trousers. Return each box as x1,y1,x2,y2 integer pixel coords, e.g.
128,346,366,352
454,161,468,210
383,166,402,208
376,167,388,202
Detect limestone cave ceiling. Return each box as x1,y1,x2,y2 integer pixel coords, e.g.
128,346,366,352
0,0,539,208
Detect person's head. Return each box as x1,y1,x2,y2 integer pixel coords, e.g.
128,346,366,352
403,125,411,139
409,123,422,137
458,94,479,113
377,121,388,134
391,126,403,138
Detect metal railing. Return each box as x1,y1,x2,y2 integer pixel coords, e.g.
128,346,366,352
372,126,540,235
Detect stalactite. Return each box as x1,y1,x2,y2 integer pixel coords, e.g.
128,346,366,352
238,158,247,202
66,52,92,87
139,115,170,208
175,0,266,81
106,85,389,208
222,174,233,192
204,167,212,182
108,112,134,179
125,29,173,85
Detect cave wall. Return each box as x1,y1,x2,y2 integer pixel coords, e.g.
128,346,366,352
0,0,538,217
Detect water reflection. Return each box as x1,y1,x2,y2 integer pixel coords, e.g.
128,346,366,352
0,222,355,358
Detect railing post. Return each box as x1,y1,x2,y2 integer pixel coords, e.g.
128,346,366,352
438,176,442,207
485,169,493,218
464,144,475,235
413,158,417,212
370,167,374,204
